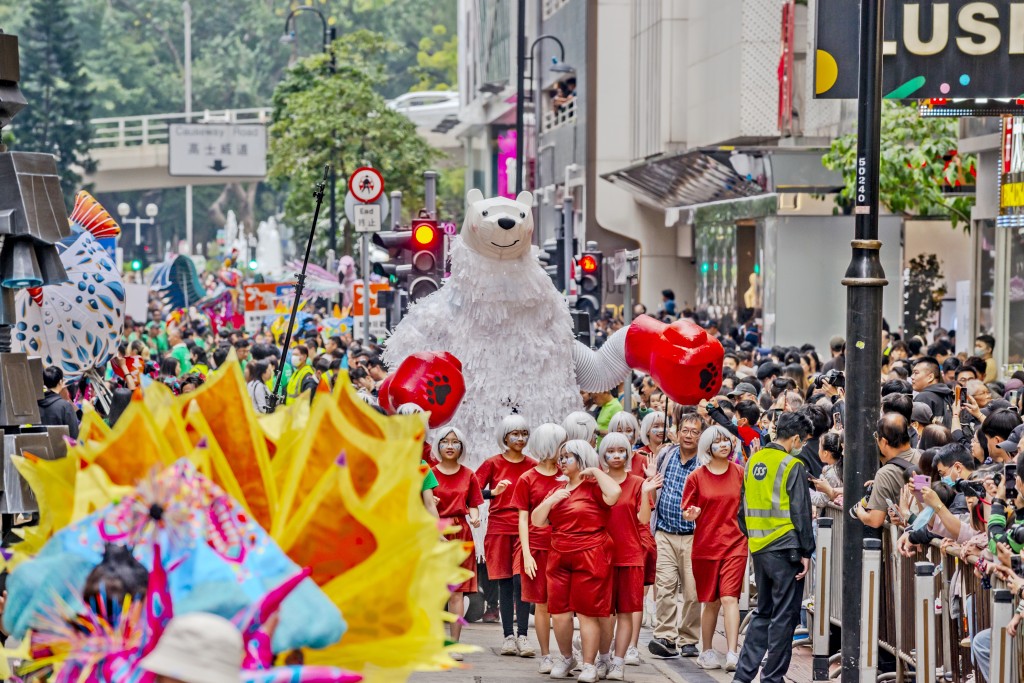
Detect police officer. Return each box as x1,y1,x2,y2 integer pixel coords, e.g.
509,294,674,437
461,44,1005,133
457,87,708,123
733,411,815,683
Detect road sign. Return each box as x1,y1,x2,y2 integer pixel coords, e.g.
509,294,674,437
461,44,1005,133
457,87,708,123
344,191,389,224
353,315,388,342
243,281,297,332
348,167,384,203
354,204,381,233
352,281,390,317
168,124,267,177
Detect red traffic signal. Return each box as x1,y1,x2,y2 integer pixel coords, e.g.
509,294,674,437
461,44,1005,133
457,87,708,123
579,253,599,273
412,219,439,247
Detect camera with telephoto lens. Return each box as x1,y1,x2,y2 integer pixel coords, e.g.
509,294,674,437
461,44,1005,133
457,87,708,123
815,369,845,390
954,479,987,498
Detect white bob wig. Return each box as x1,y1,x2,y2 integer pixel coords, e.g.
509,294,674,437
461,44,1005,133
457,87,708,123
432,426,468,461
639,411,666,446
696,425,735,466
608,412,641,446
527,423,568,462
562,411,597,444
496,414,530,450
598,431,634,469
561,439,601,470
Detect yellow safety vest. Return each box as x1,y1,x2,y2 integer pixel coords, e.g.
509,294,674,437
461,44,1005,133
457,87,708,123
285,364,314,404
743,446,798,553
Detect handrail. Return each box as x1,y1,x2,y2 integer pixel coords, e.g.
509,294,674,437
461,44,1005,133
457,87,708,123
90,107,272,149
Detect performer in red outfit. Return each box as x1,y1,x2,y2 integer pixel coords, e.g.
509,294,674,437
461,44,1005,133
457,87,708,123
476,415,538,657
531,440,622,682
431,427,483,659
682,425,747,672
630,410,667,664
511,423,568,674
598,432,662,680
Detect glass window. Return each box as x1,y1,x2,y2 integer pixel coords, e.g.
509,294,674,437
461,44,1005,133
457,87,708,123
977,220,996,336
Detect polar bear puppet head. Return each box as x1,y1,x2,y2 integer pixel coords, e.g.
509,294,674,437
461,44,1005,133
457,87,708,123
461,189,534,260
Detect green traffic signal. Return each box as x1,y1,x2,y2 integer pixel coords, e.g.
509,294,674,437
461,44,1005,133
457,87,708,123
248,259,258,270
130,259,143,272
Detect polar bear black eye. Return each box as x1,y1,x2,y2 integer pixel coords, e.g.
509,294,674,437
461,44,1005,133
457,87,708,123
520,212,526,218
481,210,489,217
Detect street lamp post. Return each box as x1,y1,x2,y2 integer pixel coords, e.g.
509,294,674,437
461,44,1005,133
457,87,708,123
515,30,571,199
840,0,887,679
281,8,339,254
117,202,160,262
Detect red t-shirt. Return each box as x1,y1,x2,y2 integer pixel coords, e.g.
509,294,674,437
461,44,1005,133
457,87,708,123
547,479,613,553
476,453,538,534
511,468,564,552
432,464,484,518
630,452,649,477
607,474,645,566
681,462,746,559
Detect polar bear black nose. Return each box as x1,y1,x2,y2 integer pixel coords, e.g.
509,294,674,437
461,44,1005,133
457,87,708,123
497,217,517,230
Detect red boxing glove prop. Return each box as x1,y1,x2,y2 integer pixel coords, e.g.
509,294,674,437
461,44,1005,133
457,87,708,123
376,373,396,413
381,351,466,428
625,315,724,405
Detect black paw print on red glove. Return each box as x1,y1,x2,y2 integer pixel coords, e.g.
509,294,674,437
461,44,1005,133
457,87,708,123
426,374,452,406
699,363,720,394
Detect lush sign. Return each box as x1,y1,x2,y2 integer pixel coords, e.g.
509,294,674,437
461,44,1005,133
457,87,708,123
816,0,1024,99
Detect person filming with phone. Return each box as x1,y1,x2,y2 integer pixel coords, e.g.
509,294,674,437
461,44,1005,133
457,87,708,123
852,414,920,528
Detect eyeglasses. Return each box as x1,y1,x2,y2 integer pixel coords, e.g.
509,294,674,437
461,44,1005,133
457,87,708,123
679,428,701,437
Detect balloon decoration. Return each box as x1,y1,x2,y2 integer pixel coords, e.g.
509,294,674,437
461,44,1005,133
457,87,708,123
377,352,466,428
625,315,725,405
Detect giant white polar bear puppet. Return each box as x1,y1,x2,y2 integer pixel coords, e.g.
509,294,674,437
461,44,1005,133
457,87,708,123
383,189,631,467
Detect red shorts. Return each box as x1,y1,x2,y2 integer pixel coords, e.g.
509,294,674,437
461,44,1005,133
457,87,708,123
612,566,645,613
642,536,657,586
515,548,549,604
693,555,747,603
484,533,519,580
546,539,614,618
446,523,478,593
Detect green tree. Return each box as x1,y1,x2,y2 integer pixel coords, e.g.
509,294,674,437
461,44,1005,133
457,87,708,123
269,31,441,256
822,101,976,229
410,24,458,91
11,0,95,206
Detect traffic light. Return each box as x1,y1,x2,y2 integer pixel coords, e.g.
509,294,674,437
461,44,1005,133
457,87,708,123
408,217,442,301
372,218,444,303
576,250,603,316
540,238,564,292
130,258,143,272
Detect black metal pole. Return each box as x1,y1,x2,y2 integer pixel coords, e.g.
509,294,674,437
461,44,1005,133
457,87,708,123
270,165,329,408
840,0,887,679
514,0,526,195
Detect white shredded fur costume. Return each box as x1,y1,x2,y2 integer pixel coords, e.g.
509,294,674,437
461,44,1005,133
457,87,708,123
383,190,629,469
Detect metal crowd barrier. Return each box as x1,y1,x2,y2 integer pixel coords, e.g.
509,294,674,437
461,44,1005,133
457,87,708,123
810,503,1022,682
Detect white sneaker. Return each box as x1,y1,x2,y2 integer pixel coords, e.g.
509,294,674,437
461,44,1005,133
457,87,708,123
500,634,518,655
725,650,739,672
572,634,583,670
696,649,722,670
538,655,555,674
578,664,599,683
607,663,625,680
624,646,642,666
596,654,609,679
450,651,463,661
517,635,536,657
549,654,577,678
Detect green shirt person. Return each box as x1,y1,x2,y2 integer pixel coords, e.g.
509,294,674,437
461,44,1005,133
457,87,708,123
166,327,192,374
592,390,624,445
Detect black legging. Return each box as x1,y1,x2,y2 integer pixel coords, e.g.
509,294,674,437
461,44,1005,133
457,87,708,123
497,575,530,638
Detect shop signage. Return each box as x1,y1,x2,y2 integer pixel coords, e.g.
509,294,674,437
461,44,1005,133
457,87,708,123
999,115,1024,227
816,0,1024,99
